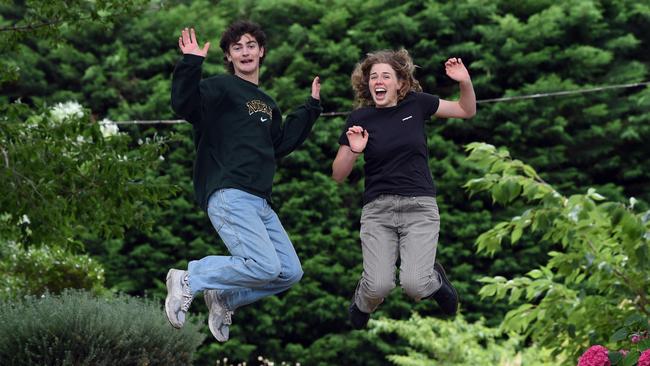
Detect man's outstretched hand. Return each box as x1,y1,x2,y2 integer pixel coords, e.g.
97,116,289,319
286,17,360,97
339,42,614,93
178,28,210,57
311,76,321,100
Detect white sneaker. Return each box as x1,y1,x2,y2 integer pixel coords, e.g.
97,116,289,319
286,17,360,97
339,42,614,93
204,289,233,342
165,269,193,328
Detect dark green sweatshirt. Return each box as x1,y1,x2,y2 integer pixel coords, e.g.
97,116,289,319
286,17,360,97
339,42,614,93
171,54,322,210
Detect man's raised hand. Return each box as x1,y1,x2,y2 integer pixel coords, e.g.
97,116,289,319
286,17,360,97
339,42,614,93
311,76,321,100
178,28,210,57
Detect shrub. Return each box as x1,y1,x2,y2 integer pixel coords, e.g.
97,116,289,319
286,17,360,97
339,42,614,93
465,142,650,363
0,240,105,300
372,313,558,366
577,314,650,366
0,290,205,365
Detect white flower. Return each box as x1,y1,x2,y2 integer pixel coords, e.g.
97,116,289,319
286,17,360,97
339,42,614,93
76,135,86,144
99,118,119,137
568,205,581,223
51,101,84,123
19,214,30,225
158,155,165,161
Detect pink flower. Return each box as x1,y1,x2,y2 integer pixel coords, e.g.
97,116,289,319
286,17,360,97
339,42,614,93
632,334,642,344
578,345,611,366
638,349,650,366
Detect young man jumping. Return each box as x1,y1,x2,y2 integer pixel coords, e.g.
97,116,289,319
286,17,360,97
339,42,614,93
166,20,321,342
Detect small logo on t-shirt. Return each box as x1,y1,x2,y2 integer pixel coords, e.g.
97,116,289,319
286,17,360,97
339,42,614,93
260,117,268,122
402,115,413,122
246,100,273,118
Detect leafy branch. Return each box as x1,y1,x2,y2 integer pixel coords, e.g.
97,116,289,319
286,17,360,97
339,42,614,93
0,18,68,33
465,142,650,361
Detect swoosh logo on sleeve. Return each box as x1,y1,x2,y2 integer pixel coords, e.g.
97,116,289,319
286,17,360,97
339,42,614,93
260,117,268,122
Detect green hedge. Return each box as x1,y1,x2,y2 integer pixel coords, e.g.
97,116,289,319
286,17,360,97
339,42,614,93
0,241,106,300
0,290,205,365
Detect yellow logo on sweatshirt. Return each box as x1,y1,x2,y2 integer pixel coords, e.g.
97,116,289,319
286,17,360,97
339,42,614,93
246,100,272,118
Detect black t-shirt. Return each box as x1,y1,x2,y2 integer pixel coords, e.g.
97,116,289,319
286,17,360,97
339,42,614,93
339,92,440,204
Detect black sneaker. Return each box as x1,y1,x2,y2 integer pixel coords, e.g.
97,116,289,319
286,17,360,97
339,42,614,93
349,301,370,329
431,262,459,316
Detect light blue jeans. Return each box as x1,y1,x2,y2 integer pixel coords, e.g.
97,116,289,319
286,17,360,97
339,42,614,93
187,188,303,310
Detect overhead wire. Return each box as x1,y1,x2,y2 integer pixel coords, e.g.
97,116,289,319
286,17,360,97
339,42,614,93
110,80,650,125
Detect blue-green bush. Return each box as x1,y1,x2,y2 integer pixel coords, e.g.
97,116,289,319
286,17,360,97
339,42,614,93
0,290,205,365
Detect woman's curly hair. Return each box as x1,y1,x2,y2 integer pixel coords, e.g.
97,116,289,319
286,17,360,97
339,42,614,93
351,49,422,108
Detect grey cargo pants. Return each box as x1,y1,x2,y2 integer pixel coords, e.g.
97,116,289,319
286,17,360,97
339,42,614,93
353,194,442,313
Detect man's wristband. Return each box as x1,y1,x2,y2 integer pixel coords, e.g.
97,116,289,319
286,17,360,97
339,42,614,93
350,148,363,154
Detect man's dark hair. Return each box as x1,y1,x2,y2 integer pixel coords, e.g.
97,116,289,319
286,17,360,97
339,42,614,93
219,20,267,74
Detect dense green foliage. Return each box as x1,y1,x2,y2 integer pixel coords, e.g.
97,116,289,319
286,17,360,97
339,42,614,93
1,0,649,364
372,313,556,365
465,142,649,364
0,290,205,365
0,0,175,297
0,240,105,300
0,100,174,299
0,0,149,83
606,313,650,365
1,102,173,246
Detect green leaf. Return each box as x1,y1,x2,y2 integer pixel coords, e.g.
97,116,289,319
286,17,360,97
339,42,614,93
610,328,628,342
608,350,623,365
478,284,497,298
503,179,522,203
511,226,523,244
477,276,497,283
510,288,523,303
620,212,644,241
635,245,649,269
464,177,492,194
491,182,508,205
522,164,537,178
587,187,606,201
568,324,576,338
621,350,639,366
624,314,644,326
